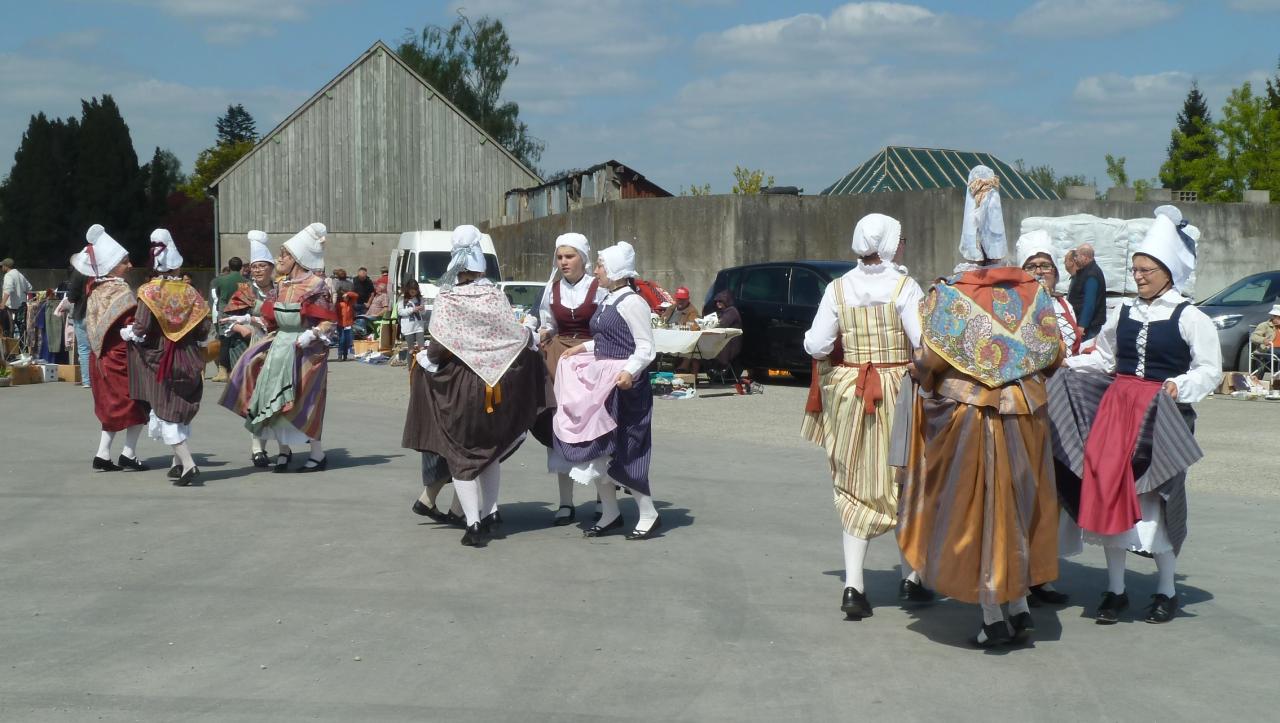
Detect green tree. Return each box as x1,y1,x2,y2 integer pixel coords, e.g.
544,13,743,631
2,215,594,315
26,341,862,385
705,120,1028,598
0,113,80,266
71,95,146,259
1104,154,1129,188
730,166,774,194
1216,81,1280,200
681,183,712,196
141,147,184,223
215,104,258,145
398,13,544,172
1161,81,1217,191
1264,56,1280,112
1012,159,1086,198
180,139,254,200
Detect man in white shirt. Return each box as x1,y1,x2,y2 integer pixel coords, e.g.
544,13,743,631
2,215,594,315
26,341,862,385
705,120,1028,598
2,258,33,338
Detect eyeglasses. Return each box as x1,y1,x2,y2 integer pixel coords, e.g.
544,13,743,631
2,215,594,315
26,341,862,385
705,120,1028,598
1023,262,1055,272
1131,266,1162,278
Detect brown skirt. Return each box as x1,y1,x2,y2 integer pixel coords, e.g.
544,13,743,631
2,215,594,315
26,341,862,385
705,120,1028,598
401,347,549,480
542,334,589,383
896,394,1059,605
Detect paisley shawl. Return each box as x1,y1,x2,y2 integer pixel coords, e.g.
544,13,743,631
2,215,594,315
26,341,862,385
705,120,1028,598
137,278,210,342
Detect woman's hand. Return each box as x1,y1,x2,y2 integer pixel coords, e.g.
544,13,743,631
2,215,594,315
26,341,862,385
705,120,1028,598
616,371,634,390
562,343,587,357
538,329,552,349
315,320,335,337
231,323,252,339
1163,380,1179,399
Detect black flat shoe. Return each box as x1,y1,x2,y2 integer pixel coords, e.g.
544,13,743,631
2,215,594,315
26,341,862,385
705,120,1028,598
251,451,270,468
173,466,200,487
412,499,450,522
117,455,149,471
480,511,501,534
626,515,662,540
92,456,121,472
1009,611,1036,644
1144,593,1179,624
841,586,873,620
971,621,1013,648
460,522,487,547
272,452,293,473
583,515,624,538
167,464,182,479
553,505,576,526
444,510,466,528
1095,591,1129,625
898,578,936,603
296,456,327,473
1028,584,1070,606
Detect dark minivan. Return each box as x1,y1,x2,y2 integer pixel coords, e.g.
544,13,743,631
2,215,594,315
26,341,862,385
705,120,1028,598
704,260,855,381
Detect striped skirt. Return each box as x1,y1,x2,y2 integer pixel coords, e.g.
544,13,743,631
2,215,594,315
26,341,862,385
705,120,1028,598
802,362,907,539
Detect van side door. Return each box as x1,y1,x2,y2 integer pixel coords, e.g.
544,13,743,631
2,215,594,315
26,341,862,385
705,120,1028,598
776,266,826,371
736,265,790,370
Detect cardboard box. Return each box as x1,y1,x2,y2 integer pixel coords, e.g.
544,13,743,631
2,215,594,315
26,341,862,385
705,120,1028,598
353,339,379,355
38,364,58,382
57,364,81,383
9,365,43,385
379,323,394,351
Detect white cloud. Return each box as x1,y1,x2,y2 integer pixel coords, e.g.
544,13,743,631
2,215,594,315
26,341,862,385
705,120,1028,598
1072,71,1193,113
122,0,328,44
1011,0,1179,37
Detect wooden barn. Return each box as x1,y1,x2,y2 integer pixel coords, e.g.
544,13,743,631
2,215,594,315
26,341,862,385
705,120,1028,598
209,40,541,271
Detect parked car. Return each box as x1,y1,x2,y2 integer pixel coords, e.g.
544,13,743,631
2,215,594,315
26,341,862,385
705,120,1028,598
704,260,856,381
496,281,545,315
1196,270,1280,371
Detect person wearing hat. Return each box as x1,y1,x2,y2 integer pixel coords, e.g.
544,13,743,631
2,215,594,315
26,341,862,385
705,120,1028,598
661,286,700,328
218,231,279,467
72,224,152,471
895,166,1064,647
242,222,336,472
1053,213,1221,625
121,229,211,486
555,241,663,540
801,213,933,620
403,225,548,547
532,232,609,526
1247,304,1280,379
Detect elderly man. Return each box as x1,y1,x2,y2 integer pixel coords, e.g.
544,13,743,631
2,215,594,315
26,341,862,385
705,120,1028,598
1,257,33,338
1248,304,1280,379
1067,243,1107,341
662,286,700,327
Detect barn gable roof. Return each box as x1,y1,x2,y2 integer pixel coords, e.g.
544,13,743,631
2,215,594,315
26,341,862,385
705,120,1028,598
820,146,1055,200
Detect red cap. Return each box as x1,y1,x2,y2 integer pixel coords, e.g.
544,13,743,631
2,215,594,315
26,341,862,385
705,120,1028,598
675,286,690,299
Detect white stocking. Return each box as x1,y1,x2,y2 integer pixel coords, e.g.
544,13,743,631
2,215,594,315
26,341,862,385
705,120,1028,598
633,492,658,532
981,602,1005,625
1154,552,1177,597
594,478,620,527
842,533,869,593
308,439,324,462
122,424,143,459
1105,547,1127,594
421,477,447,508
1007,596,1030,616
448,489,463,517
96,431,115,460
899,550,921,584
453,478,481,527
172,441,195,473
478,464,500,518
251,436,264,455
557,473,574,507
278,444,292,463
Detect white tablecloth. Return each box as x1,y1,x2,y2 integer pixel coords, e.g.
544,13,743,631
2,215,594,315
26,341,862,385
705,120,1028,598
652,328,742,358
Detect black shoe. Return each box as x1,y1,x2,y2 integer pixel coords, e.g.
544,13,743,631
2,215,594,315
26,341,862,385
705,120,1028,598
480,511,501,534
272,452,293,473
296,456,327,473
92,456,121,472
412,499,450,523
553,505,576,526
167,464,182,479
251,451,270,468
841,587,873,620
460,522,487,547
173,466,200,487
583,515,624,538
1009,612,1036,644
626,515,662,540
444,510,466,528
117,455,149,471
971,621,1013,648
1028,584,1070,606
1095,591,1129,625
1144,593,1179,624
898,578,936,603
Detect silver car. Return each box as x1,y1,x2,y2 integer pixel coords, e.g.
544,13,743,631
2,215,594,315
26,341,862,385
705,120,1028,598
1196,270,1280,370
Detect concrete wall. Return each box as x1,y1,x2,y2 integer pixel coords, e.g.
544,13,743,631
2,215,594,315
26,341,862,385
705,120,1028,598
485,191,1280,302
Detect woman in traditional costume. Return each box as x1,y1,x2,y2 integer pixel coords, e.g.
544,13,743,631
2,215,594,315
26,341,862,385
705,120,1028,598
404,225,547,547
73,224,150,471
239,223,335,472
895,166,1064,647
218,231,278,467
1052,208,1220,625
124,229,211,486
802,213,933,620
536,232,607,526
554,241,662,540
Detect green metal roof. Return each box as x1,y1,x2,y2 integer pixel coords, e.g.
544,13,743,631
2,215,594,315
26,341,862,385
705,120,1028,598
820,146,1057,200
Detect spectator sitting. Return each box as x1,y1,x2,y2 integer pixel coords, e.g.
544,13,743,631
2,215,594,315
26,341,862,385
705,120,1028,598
377,266,389,288
1248,304,1280,378
662,286,700,327
366,278,390,319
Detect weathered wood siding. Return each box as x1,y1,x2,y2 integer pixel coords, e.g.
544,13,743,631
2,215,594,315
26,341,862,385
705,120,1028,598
217,44,539,234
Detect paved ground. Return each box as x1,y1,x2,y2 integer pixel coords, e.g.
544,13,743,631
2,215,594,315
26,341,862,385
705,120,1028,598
1,361,1278,722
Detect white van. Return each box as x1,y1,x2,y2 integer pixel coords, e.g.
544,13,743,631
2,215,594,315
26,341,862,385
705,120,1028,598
388,230,502,318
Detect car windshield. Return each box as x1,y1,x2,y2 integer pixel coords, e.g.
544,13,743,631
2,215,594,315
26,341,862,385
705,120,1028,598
1200,273,1280,307
501,284,544,309
417,251,500,284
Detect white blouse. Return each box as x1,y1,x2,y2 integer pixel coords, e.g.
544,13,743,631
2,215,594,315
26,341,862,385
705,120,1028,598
581,289,656,378
398,299,425,335
1065,289,1222,403
803,262,924,358
538,275,608,336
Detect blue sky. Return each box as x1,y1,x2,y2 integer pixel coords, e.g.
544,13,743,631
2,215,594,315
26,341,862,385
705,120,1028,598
2,0,1279,196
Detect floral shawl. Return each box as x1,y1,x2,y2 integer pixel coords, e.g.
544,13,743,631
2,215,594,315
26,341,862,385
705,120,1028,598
428,281,528,387
137,278,210,342
920,266,1060,388
85,278,136,356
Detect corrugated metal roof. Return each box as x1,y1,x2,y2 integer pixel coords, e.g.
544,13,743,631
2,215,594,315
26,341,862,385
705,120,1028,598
820,146,1056,200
